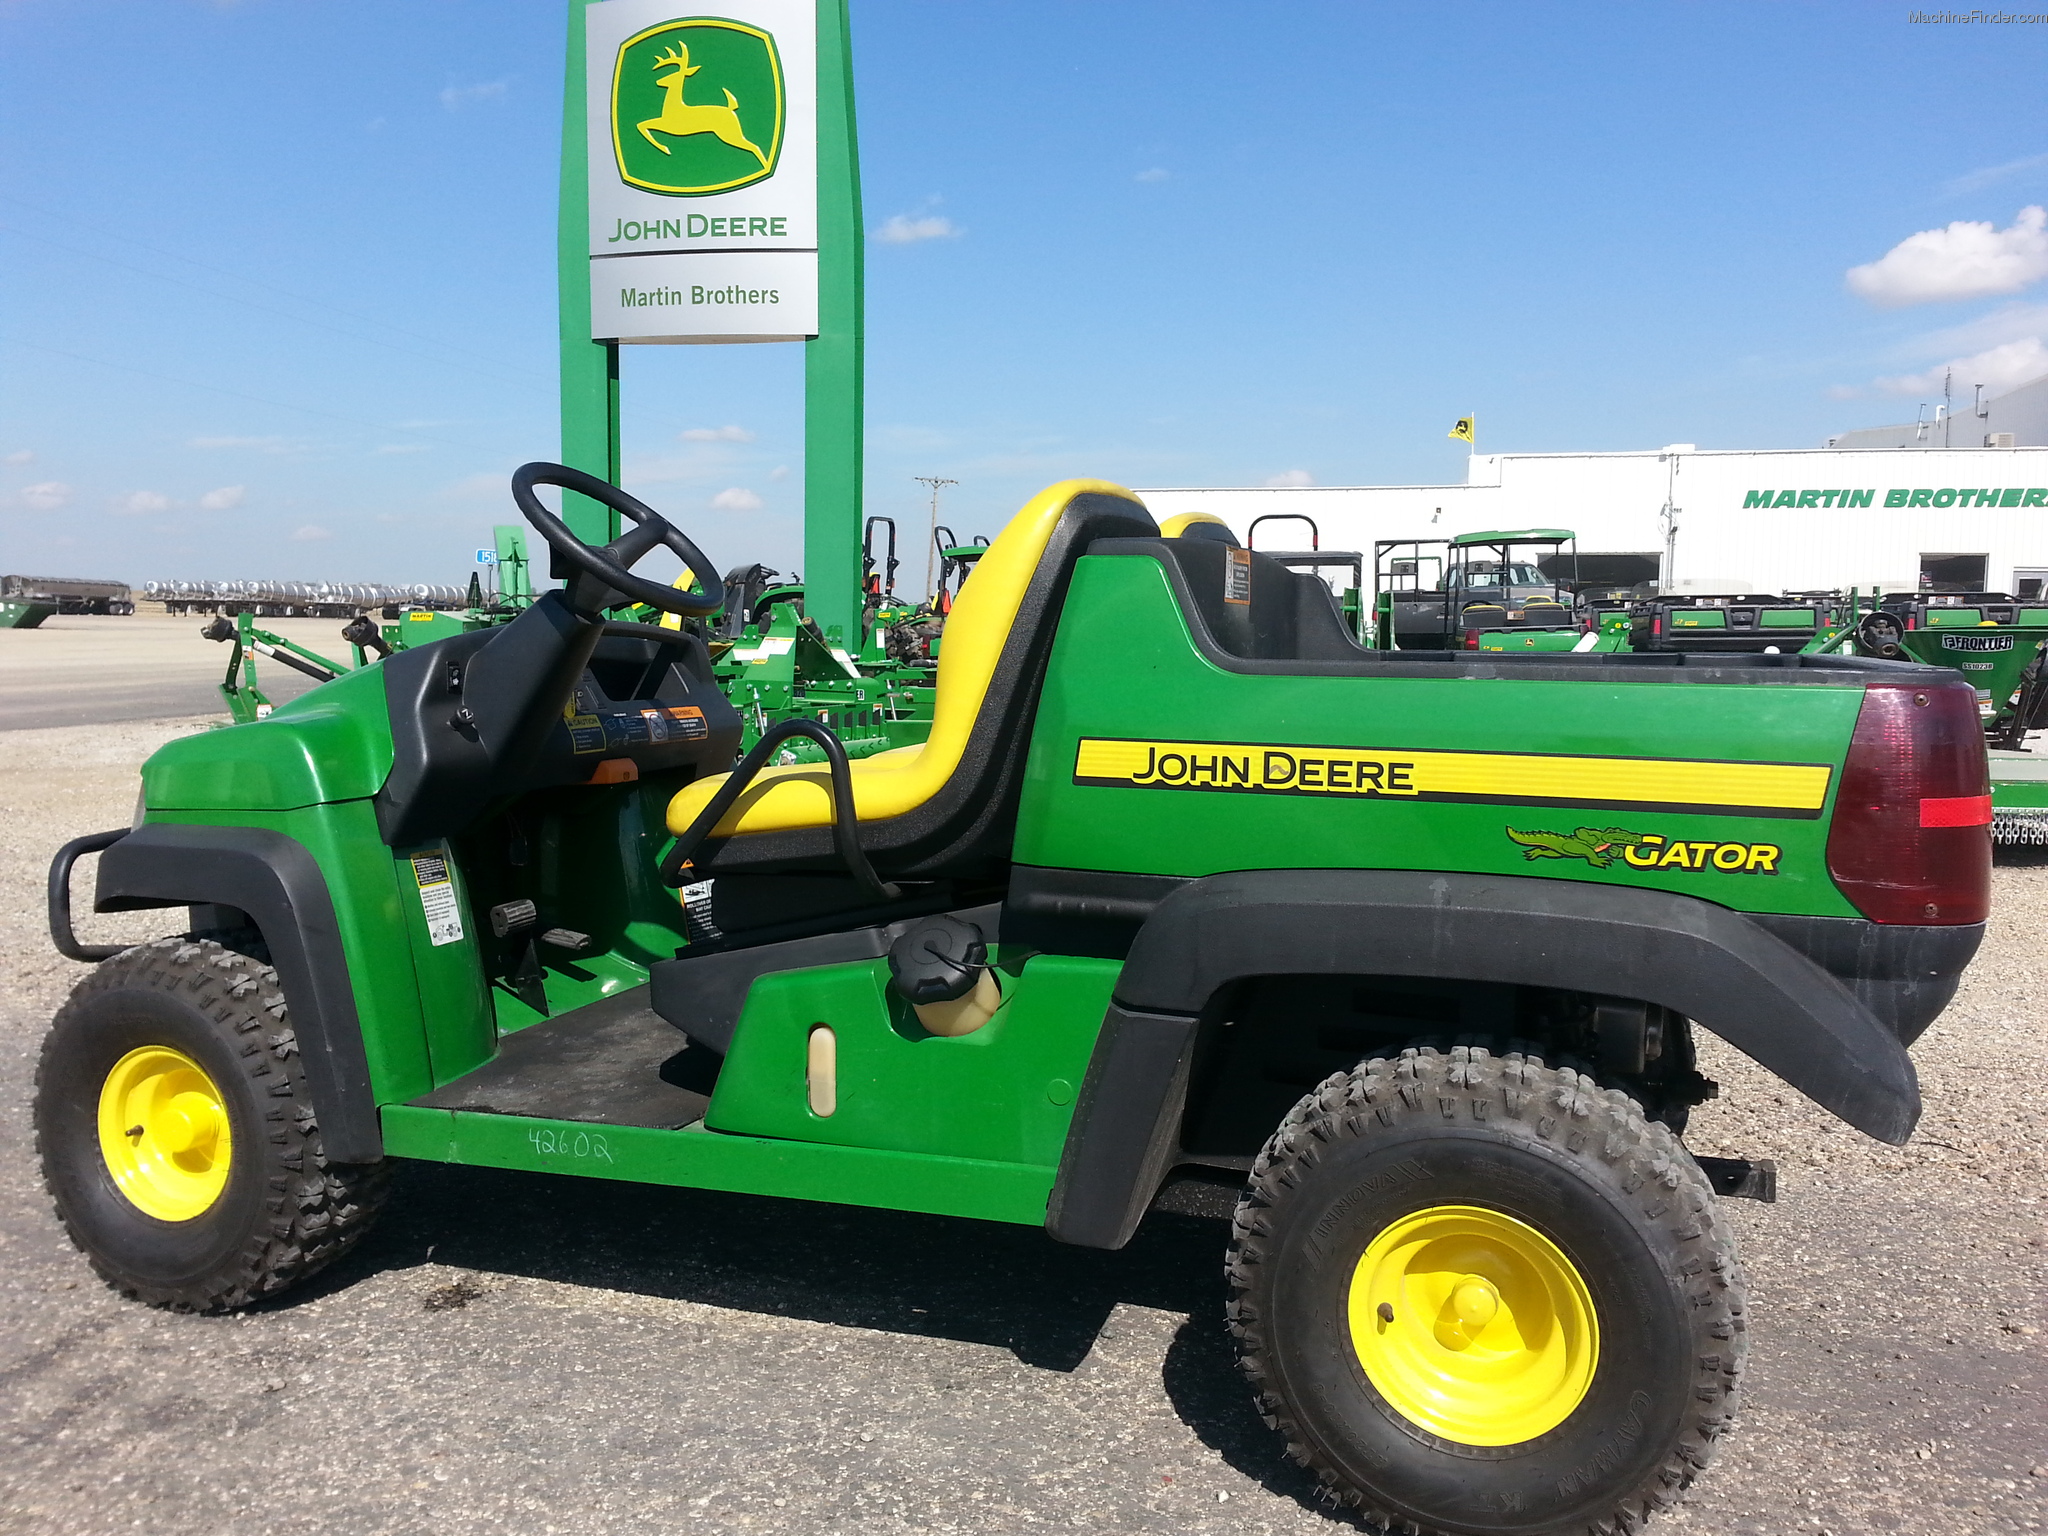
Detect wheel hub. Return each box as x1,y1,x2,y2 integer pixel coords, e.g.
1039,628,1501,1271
1348,1204,1599,1446
97,1046,233,1222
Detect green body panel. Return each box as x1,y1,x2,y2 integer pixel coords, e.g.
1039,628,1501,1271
1015,555,1865,919
386,836,498,1085
378,1107,1054,1225
1760,608,1817,628
144,802,455,1106
0,598,54,628
706,954,1117,1166
148,667,393,811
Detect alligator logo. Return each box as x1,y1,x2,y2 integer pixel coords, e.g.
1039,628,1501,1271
611,19,785,196
1505,826,1654,868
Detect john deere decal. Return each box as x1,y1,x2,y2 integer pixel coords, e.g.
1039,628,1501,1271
1071,737,1831,819
612,19,785,196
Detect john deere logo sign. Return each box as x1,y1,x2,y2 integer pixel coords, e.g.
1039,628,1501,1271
583,0,817,343
611,19,784,196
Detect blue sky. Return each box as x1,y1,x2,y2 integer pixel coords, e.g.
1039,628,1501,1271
4,1,2047,585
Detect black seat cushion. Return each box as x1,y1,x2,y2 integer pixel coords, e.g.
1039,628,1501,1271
1096,537,1367,663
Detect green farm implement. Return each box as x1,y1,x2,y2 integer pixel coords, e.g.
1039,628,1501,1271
0,597,56,629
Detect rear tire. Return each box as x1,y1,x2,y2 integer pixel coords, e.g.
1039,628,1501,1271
1226,1044,1744,1535
34,937,390,1311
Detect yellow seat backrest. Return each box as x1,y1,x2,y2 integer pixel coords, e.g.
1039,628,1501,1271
667,478,1141,840
1158,511,1239,545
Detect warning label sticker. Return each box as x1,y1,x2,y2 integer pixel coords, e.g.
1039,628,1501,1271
409,850,465,946
1224,547,1252,606
639,705,708,744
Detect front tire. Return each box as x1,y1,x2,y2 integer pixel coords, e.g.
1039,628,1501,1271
1226,1045,1744,1535
34,937,390,1311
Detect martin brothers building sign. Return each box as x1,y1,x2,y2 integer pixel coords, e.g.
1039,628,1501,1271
1742,485,2048,509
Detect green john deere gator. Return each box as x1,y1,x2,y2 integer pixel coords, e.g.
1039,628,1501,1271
40,466,1992,1536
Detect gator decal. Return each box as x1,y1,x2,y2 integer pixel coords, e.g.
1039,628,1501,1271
1071,738,1832,819
1505,826,1656,866
1508,826,1779,873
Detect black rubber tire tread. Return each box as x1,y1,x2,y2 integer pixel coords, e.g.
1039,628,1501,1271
1225,1043,1746,1536
34,936,391,1312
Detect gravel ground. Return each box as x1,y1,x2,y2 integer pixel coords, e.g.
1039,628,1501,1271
0,715,2041,1536
0,614,343,730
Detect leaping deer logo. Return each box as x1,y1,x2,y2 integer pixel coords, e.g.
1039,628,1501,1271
637,43,769,169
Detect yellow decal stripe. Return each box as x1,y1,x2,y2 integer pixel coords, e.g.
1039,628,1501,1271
1072,738,1831,818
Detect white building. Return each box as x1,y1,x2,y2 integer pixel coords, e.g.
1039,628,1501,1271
1140,443,2048,598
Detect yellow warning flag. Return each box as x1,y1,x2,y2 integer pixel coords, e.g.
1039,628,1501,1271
1448,416,1475,444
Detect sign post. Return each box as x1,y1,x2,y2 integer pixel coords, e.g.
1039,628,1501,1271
559,0,863,642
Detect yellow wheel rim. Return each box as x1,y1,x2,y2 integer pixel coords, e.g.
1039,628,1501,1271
1348,1204,1598,1446
96,1046,233,1222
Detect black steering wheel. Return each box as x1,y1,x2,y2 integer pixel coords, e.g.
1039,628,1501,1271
512,461,722,619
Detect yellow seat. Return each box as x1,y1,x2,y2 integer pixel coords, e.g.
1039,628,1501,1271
668,479,1145,843
1158,511,1240,546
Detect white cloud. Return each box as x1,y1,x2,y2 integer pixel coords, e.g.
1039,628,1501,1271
1262,469,1316,488
3,449,32,465
711,487,763,512
199,485,246,511
1846,206,2048,307
292,524,333,542
1944,152,2048,198
1904,299,2048,359
440,80,508,111
768,464,791,481
873,214,962,244
16,480,70,510
680,424,756,443
1874,336,2048,397
118,490,170,515
1134,167,1171,183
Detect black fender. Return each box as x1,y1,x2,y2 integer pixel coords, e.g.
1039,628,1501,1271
94,823,382,1163
1047,868,1923,1250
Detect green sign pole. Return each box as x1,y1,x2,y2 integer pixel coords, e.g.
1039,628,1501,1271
559,0,864,625
559,0,622,547
803,0,863,645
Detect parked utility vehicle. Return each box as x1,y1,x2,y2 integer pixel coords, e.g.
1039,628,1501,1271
40,468,1990,1536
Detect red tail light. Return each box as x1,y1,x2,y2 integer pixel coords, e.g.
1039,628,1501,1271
1825,681,1990,924
1462,628,1481,650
